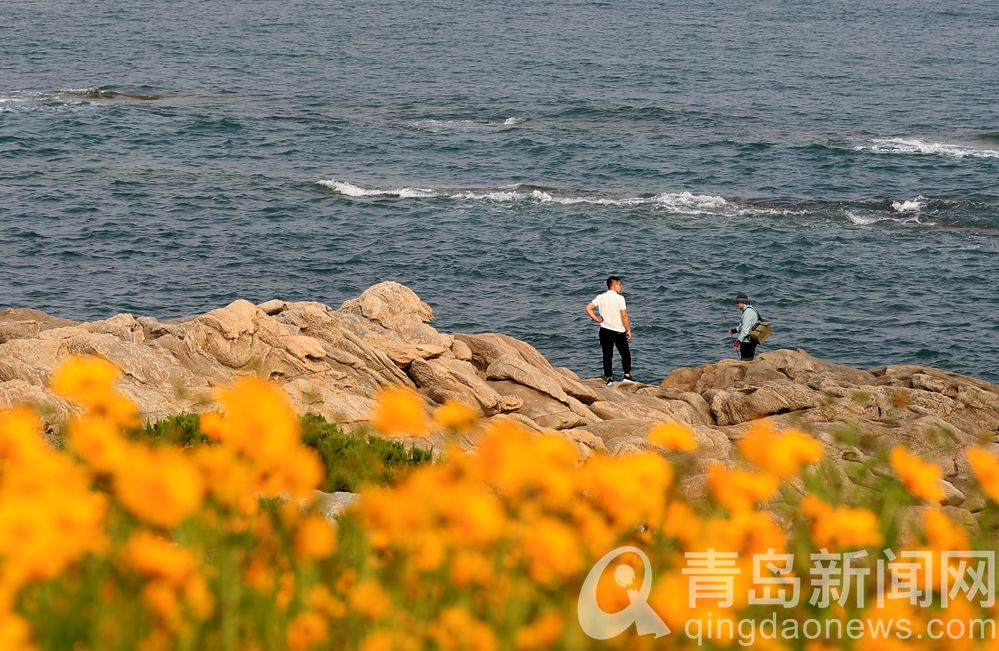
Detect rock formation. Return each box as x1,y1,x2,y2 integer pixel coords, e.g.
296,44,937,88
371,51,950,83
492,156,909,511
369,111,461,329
2,281,997,525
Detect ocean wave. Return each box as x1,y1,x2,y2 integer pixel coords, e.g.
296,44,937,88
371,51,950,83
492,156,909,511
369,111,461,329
316,180,804,215
0,87,164,113
316,180,437,198
60,87,163,101
891,196,926,213
0,91,88,113
845,210,932,227
399,117,528,132
855,138,999,159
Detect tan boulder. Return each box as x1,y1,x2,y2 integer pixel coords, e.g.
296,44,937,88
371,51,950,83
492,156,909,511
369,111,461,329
362,335,447,368
451,338,473,361
274,302,413,391
178,299,332,382
710,381,825,426
339,281,452,349
81,313,145,343
258,299,287,315
488,379,591,430
0,308,78,343
486,354,570,404
456,332,599,404
409,357,504,415
0,379,77,422
588,400,675,422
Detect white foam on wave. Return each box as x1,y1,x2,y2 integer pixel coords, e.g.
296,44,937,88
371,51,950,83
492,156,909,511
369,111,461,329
845,210,932,227
653,191,730,213
0,89,98,113
452,189,524,202
317,180,805,215
891,197,925,213
856,138,999,159
401,117,528,132
316,179,436,198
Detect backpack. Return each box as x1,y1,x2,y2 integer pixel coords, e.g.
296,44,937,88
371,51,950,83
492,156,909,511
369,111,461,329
747,307,773,344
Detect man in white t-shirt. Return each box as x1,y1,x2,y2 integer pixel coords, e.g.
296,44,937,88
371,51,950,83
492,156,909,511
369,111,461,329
585,276,634,385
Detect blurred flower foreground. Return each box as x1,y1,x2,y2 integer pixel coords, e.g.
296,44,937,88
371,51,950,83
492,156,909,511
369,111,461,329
1,355,998,651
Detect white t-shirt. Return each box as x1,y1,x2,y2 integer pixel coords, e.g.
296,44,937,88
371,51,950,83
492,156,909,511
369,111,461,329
592,290,627,333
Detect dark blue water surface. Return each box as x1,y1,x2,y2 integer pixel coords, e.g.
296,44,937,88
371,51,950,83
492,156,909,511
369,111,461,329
2,0,998,381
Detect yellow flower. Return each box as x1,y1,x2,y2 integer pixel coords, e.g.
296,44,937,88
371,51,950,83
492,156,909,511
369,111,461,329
243,554,276,594
370,386,428,437
451,551,493,588
660,500,702,548
192,445,256,511
359,630,419,651
183,574,215,621
141,580,182,631
515,611,564,650
0,608,35,651
294,514,338,560
307,585,346,620
260,444,324,498
967,446,999,503
440,486,505,547
349,579,391,621
585,452,672,527
648,422,698,452
114,446,205,529
66,414,132,474
50,354,121,400
702,510,787,556
0,406,47,464
433,399,479,432
212,377,300,457
473,423,579,506
890,446,945,503
428,606,497,651
276,572,296,610
738,421,823,479
286,611,328,651
707,464,779,511
0,431,108,590
923,508,969,552
519,517,582,585
121,531,197,586
801,496,883,549
50,355,139,426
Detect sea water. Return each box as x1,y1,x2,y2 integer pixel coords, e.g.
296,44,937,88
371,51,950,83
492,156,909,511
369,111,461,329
2,0,997,381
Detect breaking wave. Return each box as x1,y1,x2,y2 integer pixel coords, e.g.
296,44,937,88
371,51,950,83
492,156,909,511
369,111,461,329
855,138,999,159
0,87,164,113
316,180,804,215
398,116,529,132
891,196,926,212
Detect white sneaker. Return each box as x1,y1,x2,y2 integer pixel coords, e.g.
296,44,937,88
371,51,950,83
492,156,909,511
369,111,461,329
621,376,636,384
605,377,614,386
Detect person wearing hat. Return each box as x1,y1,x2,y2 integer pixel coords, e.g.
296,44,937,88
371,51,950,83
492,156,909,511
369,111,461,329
729,293,761,361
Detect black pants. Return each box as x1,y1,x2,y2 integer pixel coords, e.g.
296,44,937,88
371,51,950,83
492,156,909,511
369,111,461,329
739,339,758,361
599,327,631,378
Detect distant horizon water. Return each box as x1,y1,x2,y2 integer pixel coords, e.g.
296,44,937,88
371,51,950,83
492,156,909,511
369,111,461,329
2,0,997,381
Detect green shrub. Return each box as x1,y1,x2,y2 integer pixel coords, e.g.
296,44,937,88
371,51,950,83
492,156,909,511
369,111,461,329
299,413,433,492
135,412,432,492
134,412,208,446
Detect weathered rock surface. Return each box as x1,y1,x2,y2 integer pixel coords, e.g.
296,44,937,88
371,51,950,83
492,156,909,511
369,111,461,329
2,282,999,525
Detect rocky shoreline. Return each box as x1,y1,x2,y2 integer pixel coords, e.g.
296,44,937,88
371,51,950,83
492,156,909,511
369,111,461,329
2,281,998,525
